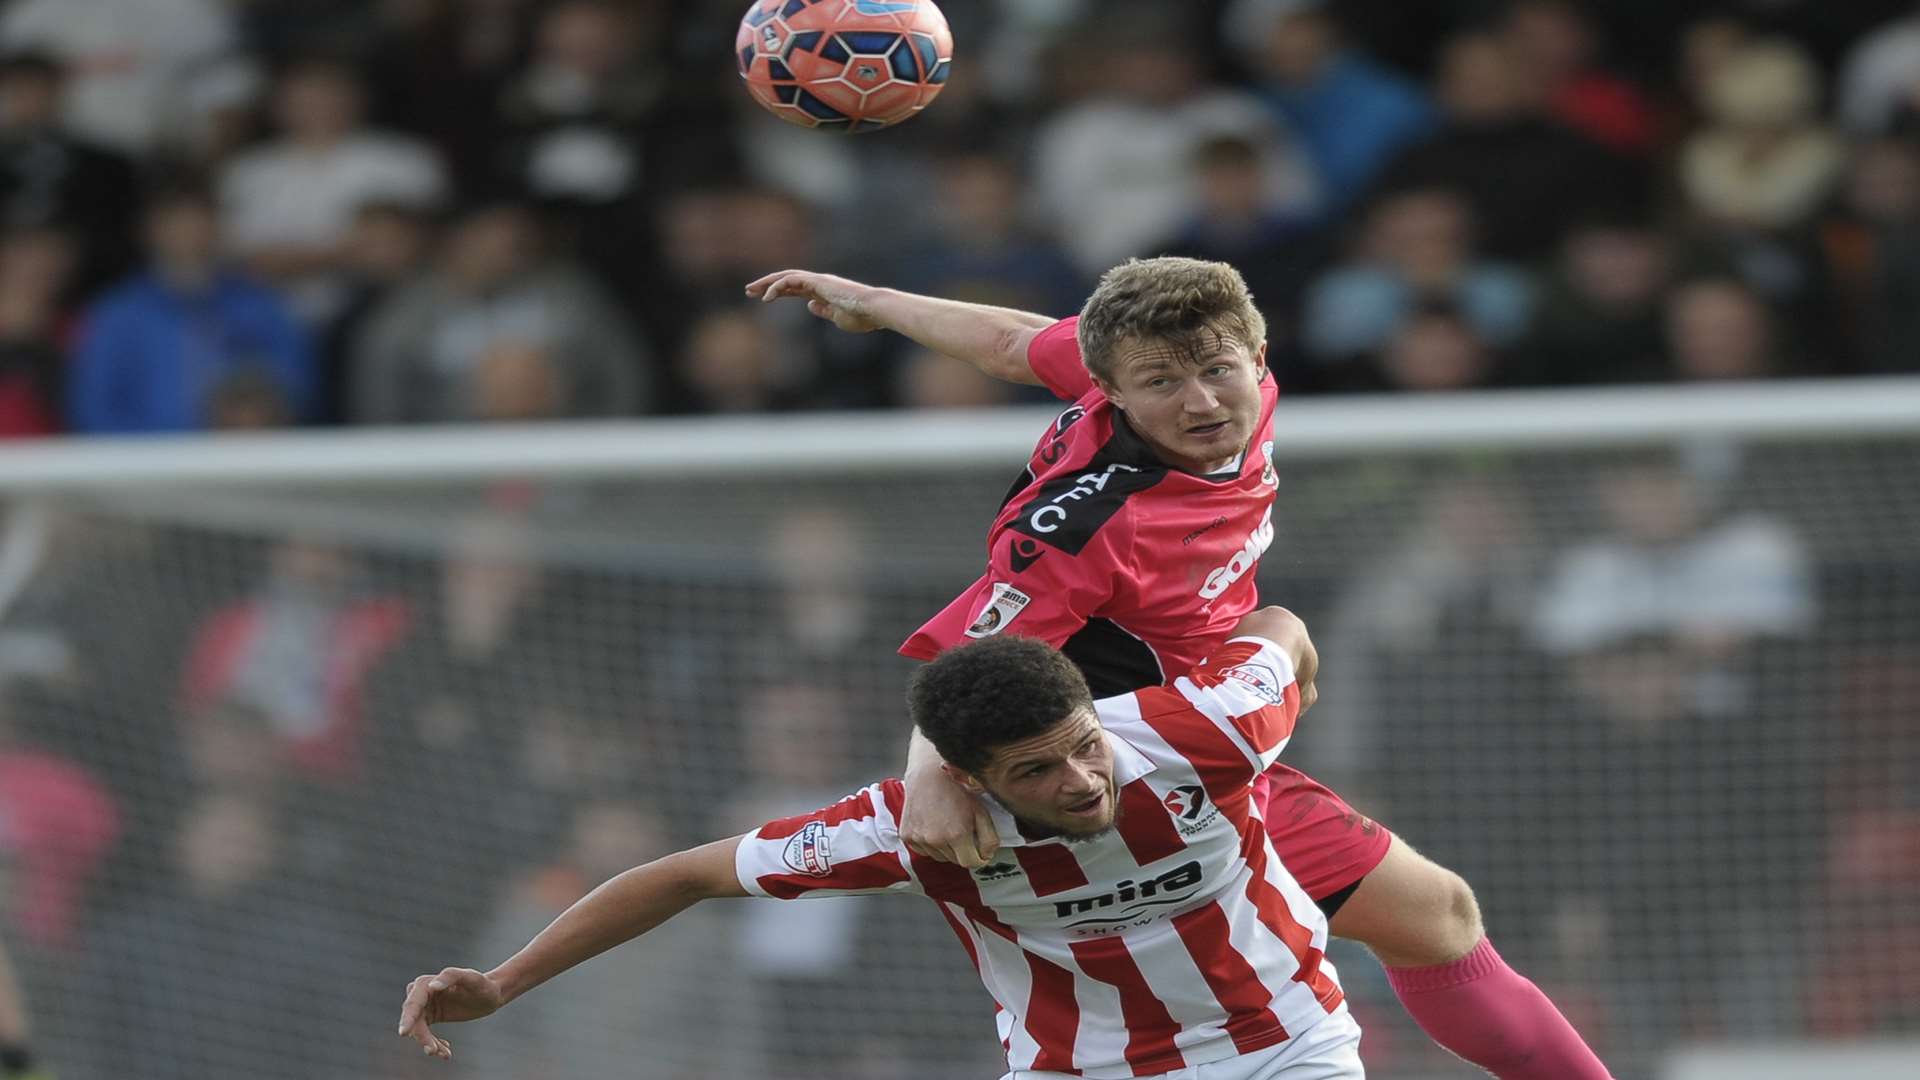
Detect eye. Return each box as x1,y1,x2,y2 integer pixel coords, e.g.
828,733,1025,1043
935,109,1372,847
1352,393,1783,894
1205,365,1231,378
1147,377,1170,390
1023,764,1049,779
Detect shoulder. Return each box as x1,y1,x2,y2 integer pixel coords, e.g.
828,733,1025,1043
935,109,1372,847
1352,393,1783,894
1002,442,1163,561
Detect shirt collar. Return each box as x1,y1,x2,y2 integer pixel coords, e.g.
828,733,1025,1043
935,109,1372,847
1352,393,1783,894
979,730,1157,849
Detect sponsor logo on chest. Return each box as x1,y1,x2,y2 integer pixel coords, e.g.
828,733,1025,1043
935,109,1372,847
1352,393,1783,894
1199,505,1275,600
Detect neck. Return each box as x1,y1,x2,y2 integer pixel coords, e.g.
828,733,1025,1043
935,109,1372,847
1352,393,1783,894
158,262,217,291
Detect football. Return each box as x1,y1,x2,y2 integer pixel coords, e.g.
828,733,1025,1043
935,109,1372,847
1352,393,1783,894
735,0,953,132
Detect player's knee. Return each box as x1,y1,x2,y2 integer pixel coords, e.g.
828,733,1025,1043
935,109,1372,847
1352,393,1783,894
1430,867,1484,961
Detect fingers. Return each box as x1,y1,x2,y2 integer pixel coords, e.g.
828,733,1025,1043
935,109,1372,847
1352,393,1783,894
742,270,792,297
949,835,985,869
398,977,441,1056
972,805,1002,862
397,974,457,1060
745,270,815,302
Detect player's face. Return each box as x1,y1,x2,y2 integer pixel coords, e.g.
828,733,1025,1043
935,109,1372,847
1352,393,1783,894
1099,336,1267,475
973,709,1118,838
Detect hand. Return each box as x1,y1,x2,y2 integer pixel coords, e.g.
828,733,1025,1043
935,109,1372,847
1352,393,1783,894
745,270,883,333
396,967,504,1061
900,765,999,868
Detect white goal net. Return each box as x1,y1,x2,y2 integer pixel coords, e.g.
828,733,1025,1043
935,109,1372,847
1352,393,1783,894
0,381,1915,1080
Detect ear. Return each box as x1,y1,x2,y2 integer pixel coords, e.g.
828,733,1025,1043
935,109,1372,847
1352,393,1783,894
942,762,987,795
1093,376,1125,411
1252,341,1269,382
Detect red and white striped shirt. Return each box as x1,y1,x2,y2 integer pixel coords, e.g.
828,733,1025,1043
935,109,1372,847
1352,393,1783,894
735,636,1345,1079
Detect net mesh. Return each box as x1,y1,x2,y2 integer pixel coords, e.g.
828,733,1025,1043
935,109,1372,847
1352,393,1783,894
0,427,1916,1079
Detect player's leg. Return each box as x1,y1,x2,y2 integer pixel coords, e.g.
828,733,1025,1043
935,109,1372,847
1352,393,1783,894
1258,766,1613,1080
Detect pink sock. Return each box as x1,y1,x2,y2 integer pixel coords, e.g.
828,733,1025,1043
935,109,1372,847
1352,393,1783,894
1384,937,1613,1079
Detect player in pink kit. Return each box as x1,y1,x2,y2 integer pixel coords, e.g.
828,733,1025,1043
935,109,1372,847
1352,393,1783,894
747,258,1611,1080
400,607,1364,1078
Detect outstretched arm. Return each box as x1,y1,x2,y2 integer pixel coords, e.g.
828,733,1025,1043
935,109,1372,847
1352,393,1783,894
397,836,747,1060
746,269,1053,385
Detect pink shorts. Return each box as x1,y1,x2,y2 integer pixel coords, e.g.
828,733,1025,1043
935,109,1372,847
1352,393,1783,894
1254,764,1393,903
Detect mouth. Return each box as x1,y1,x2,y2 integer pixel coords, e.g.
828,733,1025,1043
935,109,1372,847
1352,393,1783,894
1186,421,1230,438
1062,791,1106,818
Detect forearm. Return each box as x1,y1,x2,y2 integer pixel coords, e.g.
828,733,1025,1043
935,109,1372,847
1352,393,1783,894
905,726,947,775
486,837,742,1004
864,289,1052,385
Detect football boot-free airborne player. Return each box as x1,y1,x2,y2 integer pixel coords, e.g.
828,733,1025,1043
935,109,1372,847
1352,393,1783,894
402,608,1368,1077
746,258,1612,1080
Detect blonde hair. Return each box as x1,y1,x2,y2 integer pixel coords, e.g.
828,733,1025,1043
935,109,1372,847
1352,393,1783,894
1075,257,1266,383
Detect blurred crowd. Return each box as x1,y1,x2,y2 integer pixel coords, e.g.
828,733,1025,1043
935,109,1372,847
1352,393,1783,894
0,0,1915,437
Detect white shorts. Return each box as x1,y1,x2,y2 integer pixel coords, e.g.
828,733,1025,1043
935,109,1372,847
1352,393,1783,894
1002,1005,1364,1080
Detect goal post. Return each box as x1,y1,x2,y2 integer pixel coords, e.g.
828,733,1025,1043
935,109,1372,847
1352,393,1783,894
1,379,1915,1079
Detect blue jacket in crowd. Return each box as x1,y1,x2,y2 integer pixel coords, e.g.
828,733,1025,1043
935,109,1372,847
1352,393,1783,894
69,271,315,434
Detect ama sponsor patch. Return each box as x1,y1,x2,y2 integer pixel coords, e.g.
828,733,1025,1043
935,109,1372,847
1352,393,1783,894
965,583,1031,638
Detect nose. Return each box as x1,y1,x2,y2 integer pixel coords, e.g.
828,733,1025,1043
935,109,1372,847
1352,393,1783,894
1181,379,1221,414
1063,759,1101,795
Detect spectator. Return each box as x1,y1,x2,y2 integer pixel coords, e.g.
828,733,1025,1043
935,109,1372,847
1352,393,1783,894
0,52,139,297
897,345,1019,409
177,538,408,784
496,0,729,292
1300,185,1534,380
0,0,234,154
218,56,446,324
1366,299,1502,393
1153,133,1330,358
1512,211,1672,385
460,800,757,1078
68,184,316,434
0,740,119,951
1680,39,1845,233
1820,136,1920,372
370,0,534,179
1378,30,1642,262
891,143,1085,326
1525,449,1817,1047
71,793,377,1080
1838,4,1920,134
1530,449,1816,719
317,199,438,423
1501,0,1657,155
1031,7,1317,274
349,197,650,423
1226,0,1439,207
726,679,872,1080
673,305,789,414
0,229,73,436
1663,276,1787,380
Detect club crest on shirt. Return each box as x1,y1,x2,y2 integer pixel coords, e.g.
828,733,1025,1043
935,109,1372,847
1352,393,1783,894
782,820,833,877
965,583,1031,638
1260,440,1277,488
1223,662,1285,706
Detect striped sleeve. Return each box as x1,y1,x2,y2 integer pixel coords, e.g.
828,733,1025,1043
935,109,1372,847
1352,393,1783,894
734,780,920,900
1141,637,1301,783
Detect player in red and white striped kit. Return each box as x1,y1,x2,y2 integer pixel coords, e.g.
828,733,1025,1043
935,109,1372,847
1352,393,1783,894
399,608,1364,1078
746,258,1611,1080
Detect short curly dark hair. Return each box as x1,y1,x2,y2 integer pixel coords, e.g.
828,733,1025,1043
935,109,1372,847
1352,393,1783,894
908,637,1094,775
